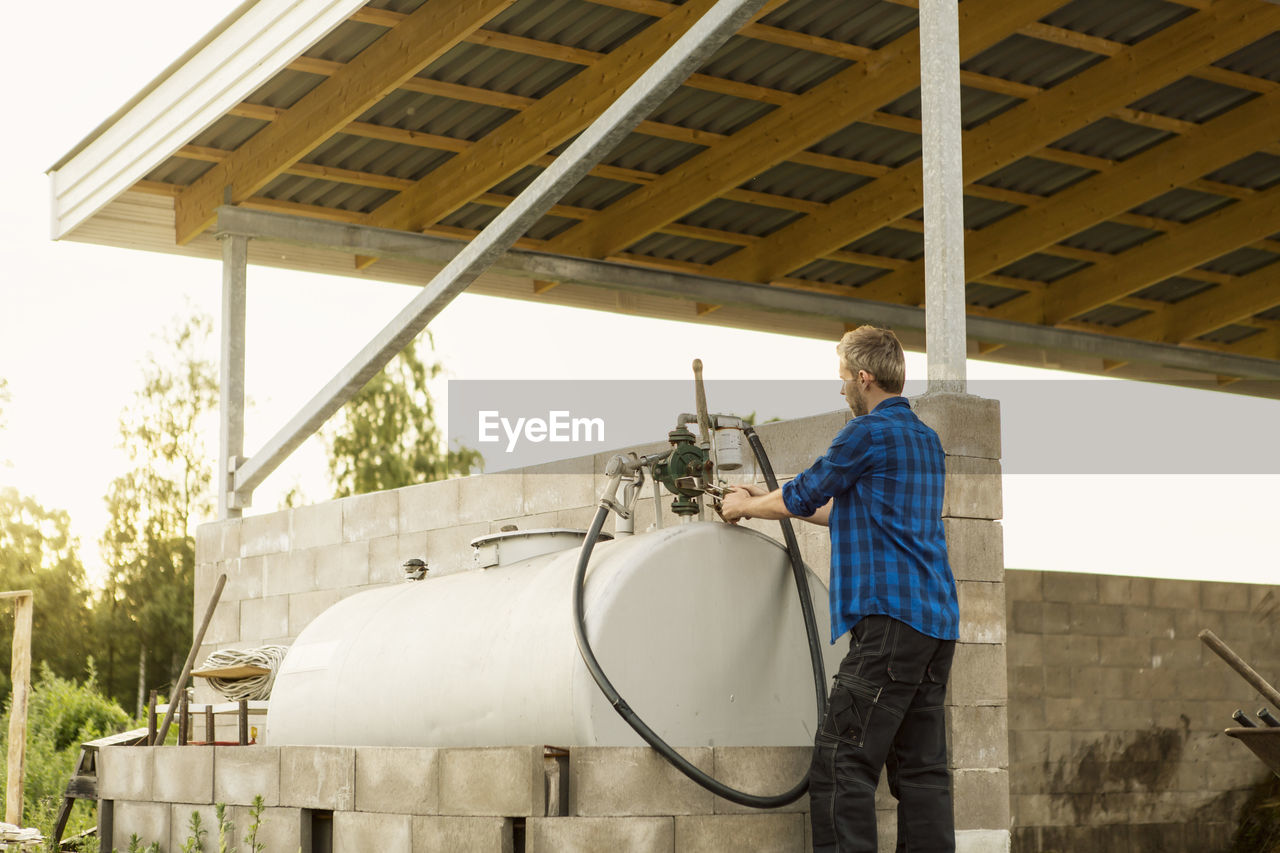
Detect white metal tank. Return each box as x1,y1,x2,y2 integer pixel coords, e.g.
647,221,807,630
266,521,845,748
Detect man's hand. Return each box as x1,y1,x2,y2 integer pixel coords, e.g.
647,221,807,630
720,485,762,523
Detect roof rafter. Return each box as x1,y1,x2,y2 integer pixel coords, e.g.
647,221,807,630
708,0,1280,284
173,0,513,245
1122,261,1280,345
539,0,1061,259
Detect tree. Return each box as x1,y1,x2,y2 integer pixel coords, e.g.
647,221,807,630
325,336,481,497
97,314,217,711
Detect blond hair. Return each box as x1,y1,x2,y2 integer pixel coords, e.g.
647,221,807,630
836,326,905,394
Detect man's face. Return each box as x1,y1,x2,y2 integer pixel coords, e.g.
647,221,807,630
839,364,870,417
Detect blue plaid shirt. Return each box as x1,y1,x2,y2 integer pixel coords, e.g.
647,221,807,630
782,397,959,642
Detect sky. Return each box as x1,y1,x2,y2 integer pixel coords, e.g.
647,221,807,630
2,0,1278,588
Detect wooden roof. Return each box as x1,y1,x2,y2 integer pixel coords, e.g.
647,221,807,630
51,0,1280,385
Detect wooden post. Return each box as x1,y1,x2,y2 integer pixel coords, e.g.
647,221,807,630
4,591,33,825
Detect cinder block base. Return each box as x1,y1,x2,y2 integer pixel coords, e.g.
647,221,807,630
214,746,280,806
112,801,170,853
412,816,513,852
280,746,355,810
99,747,153,801
439,746,545,817
355,746,440,815
154,747,213,804
526,816,673,853
675,813,806,852
333,810,411,852
710,747,811,815
570,747,714,817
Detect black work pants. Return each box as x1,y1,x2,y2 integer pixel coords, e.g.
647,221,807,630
809,615,956,853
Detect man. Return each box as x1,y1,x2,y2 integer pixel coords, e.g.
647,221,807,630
720,325,959,853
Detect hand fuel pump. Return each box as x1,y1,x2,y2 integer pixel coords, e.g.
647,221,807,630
573,360,829,809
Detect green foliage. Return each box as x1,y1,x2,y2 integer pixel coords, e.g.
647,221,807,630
97,313,217,710
0,665,129,836
181,810,207,853
1231,774,1280,852
215,802,235,853
326,337,481,497
244,794,265,853
0,488,93,693
124,833,159,853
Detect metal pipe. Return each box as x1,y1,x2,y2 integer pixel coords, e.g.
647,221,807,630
218,234,247,517
1199,629,1280,711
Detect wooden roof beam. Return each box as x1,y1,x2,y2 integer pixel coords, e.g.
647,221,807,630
173,0,514,244
1111,259,1280,346
542,0,1061,260
709,1,1280,284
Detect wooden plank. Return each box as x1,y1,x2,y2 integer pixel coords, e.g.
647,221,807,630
710,0,1280,284
1122,260,1280,345
174,0,514,244
361,0,727,238
544,0,1058,261
191,664,271,680
5,592,31,824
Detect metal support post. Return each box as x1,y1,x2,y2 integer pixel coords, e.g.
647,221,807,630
218,233,248,517
920,0,968,394
224,0,768,501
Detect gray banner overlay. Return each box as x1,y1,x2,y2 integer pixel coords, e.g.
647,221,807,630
447,380,1280,475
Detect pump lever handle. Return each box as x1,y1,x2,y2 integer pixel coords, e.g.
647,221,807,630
692,358,712,449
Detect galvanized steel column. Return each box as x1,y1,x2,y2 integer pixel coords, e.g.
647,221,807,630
919,0,968,393
218,233,247,518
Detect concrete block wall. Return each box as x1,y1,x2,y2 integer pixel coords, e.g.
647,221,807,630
1005,570,1280,852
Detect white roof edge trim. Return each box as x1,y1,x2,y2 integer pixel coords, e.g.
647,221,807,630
48,0,368,241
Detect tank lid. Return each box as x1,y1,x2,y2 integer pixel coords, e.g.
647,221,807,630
470,528,614,569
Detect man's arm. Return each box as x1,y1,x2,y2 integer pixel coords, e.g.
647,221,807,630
721,486,831,526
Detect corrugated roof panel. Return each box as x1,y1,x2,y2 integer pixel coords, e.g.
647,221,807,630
1132,276,1216,303
421,43,583,100
845,227,922,260
189,115,265,153
439,201,499,231
760,0,918,51
1060,221,1160,254
1206,153,1280,191
144,157,212,186
626,233,739,266
702,37,850,94
357,89,517,142
978,157,1094,196
962,34,1104,89
559,175,638,211
605,133,706,174
246,69,326,110
1258,305,1280,322
1052,117,1171,161
1129,188,1232,224
964,196,1022,230
525,215,577,241
1197,248,1280,277
304,20,384,63
303,133,454,182
789,258,888,287
966,281,1026,309
487,0,653,54
878,86,1020,131
744,162,870,204
678,199,801,237
1129,77,1255,123
648,87,776,135
1197,324,1263,344
1040,0,1194,45
997,253,1089,282
1214,33,1280,82
260,173,394,213
1075,304,1152,326
810,122,919,168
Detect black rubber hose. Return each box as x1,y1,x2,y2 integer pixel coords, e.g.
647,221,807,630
571,428,828,808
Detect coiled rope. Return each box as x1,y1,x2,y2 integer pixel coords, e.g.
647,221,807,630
200,645,290,701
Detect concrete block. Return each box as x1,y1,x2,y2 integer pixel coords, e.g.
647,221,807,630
1042,697,1102,731
239,595,290,644
523,455,596,515
1151,580,1199,610
281,746,356,810
675,814,805,852
942,456,1002,521
1068,603,1125,636
355,746,440,815
752,411,850,480
421,521,491,576
113,801,170,853
342,489,399,542
911,392,1001,460
232,806,303,853
1097,575,1152,607
99,746,153,801
571,747,714,817
1006,633,1042,667
240,510,291,557
947,704,1009,770
214,746,280,806
334,810,412,852
170,803,219,853
196,519,241,563
491,511,561,532
1201,581,1251,612
439,746,545,817
1010,600,1069,635
222,555,263,602
291,500,343,550
1004,568,1039,601
952,768,1010,832
1009,665,1045,702
955,829,1012,853
154,746,213,804
1042,634,1099,668
526,816,670,853
263,549,317,598
1007,697,1044,732
948,642,1008,706
710,747,812,815
1123,607,1176,640
204,599,240,645
458,473,525,524
289,587,344,637
399,478,462,533
414,816,514,852
1098,636,1151,667
945,518,1004,583
1150,637,1203,669
314,540,371,590
1041,571,1098,604
958,581,1006,645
